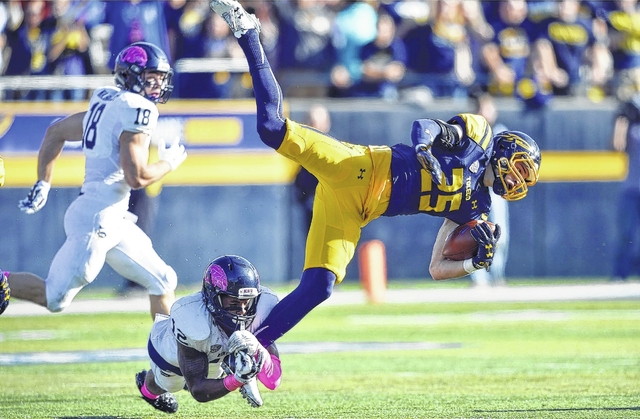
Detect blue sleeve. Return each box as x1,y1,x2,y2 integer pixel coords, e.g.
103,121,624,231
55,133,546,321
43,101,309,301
411,119,441,147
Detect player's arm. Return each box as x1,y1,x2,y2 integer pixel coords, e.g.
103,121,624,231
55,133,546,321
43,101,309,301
120,131,186,189
257,343,282,390
177,342,230,403
430,218,501,280
429,218,471,281
612,115,629,152
18,112,85,214
411,118,463,185
37,112,85,183
481,42,514,85
411,119,462,150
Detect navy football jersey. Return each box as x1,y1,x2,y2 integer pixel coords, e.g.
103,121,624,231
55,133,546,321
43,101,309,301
383,114,495,225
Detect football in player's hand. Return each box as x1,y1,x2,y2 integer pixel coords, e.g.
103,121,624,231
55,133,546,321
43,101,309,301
442,220,496,261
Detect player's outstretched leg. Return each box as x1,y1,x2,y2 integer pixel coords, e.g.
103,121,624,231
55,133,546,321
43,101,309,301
210,0,286,150
0,271,10,315
255,268,335,348
135,370,179,414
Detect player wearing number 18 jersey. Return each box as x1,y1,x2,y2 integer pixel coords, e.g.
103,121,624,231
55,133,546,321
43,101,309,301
0,42,187,317
208,0,542,349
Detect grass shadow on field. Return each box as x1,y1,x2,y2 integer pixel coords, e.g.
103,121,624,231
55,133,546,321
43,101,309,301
476,406,640,414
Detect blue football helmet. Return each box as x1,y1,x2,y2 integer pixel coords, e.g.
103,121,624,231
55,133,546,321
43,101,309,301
490,131,541,201
113,42,174,104
202,255,261,334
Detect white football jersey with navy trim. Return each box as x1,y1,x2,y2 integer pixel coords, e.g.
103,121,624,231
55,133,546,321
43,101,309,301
149,287,279,375
81,86,158,205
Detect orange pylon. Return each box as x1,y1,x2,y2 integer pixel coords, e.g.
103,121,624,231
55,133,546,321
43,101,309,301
358,240,387,304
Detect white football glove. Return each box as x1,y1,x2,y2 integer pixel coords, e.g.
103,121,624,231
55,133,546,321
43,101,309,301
157,137,187,171
228,330,268,372
231,351,261,384
18,180,51,214
228,330,260,355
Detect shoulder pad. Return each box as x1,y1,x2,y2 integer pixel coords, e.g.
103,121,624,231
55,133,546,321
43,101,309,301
170,293,213,345
452,114,493,151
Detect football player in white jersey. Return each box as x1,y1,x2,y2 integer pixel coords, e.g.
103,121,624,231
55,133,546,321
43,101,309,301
0,42,187,318
136,255,282,413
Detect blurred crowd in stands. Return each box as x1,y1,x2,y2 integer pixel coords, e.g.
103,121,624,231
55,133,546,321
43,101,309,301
2,0,640,106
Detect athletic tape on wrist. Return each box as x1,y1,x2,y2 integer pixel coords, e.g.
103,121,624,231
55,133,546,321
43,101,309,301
463,258,479,274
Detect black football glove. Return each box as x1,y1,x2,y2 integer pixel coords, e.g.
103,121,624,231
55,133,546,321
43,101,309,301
411,118,460,149
471,222,501,271
411,119,461,185
432,119,460,149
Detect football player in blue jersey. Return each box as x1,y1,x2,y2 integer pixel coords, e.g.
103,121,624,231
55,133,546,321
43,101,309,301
210,0,542,348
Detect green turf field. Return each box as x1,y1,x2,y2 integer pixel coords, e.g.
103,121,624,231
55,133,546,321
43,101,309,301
2,298,639,419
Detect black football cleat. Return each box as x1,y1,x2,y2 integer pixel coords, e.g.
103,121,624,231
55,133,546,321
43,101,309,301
0,271,10,315
135,370,178,414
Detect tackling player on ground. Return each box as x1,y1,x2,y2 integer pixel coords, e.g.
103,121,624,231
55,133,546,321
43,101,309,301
136,255,282,413
0,42,187,317
209,0,541,348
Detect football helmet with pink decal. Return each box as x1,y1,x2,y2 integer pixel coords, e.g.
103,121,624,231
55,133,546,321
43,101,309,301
202,255,261,334
114,42,174,104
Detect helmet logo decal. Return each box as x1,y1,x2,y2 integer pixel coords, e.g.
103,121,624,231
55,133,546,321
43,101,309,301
206,265,228,290
121,46,148,66
238,287,259,298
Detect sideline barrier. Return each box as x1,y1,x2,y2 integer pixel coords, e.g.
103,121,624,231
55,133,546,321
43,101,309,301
0,95,628,282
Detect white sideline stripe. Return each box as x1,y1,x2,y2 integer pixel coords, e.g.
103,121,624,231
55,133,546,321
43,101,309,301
0,342,459,366
5,283,640,317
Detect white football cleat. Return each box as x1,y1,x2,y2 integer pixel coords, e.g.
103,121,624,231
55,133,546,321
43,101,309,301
239,378,263,408
209,0,260,38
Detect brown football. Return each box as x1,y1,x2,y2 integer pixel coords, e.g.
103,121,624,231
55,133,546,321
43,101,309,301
442,220,495,261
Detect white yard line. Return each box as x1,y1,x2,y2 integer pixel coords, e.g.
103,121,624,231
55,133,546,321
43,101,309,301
0,342,463,366
5,282,640,317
